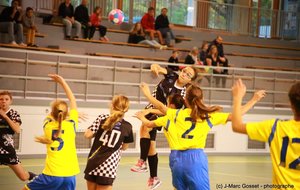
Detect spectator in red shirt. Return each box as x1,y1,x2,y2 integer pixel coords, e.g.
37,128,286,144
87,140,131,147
141,7,164,45
89,6,109,41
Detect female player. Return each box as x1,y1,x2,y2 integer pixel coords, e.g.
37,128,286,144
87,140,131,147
135,82,265,190
232,79,300,189
84,95,134,190
131,64,197,190
24,74,80,190
0,91,36,181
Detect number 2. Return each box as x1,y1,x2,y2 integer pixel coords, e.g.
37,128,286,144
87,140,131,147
181,117,196,139
279,136,300,170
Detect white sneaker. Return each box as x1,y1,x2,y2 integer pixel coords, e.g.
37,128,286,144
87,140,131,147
18,43,27,47
130,159,148,172
10,41,17,45
148,177,162,190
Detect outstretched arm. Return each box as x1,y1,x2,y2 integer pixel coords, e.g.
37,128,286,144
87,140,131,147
231,79,248,134
135,111,157,128
140,82,168,115
151,64,167,77
227,89,266,122
48,74,77,110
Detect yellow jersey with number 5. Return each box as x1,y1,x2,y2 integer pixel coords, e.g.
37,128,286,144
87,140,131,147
247,119,300,189
154,108,229,150
42,109,80,177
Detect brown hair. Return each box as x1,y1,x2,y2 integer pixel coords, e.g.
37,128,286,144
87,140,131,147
130,22,145,36
51,100,68,138
102,95,129,131
186,85,222,121
168,94,185,109
0,91,12,100
288,82,300,115
208,45,218,57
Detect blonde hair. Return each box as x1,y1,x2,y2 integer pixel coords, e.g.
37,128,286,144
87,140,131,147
51,100,68,138
102,95,129,131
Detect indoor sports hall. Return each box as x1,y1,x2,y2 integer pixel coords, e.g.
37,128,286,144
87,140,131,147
0,0,299,190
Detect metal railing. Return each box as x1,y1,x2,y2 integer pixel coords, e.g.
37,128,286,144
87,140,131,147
0,47,299,110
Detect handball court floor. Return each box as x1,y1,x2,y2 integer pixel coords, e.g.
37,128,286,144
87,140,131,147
0,155,273,190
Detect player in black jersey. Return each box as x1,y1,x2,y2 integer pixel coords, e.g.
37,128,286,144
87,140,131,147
0,91,36,181
131,64,197,189
84,95,134,190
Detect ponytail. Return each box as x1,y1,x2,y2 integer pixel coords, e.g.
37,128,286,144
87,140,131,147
102,95,129,131
187,85,222,122
54,110,64,138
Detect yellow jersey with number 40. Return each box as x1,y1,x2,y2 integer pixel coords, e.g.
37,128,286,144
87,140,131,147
247,119,300,189
154,108,229,150
42,109,80,177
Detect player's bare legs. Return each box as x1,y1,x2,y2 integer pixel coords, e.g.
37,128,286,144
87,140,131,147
87,180,113,190
9,164,30,181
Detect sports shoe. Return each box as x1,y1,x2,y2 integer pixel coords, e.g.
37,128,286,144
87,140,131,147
10,41,17,45
130,159,148,172
18,43,27,47
148,177,162,190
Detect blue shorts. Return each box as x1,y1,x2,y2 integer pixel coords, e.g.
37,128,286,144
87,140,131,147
25,174,76,190
169,149,210,190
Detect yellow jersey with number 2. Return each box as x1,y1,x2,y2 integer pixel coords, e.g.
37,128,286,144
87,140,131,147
154,108,229,150
247,119,300,190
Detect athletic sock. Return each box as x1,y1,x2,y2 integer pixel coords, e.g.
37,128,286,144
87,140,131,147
28,171,37,180
140,138,151,161
148,153,158,178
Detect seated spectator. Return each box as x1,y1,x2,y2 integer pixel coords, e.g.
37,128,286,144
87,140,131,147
141,7,164,45
155,8,175,47
58,0,81,39
206,45,227,88
184,46,200,65
167,50,179,71
89,6,109,41
74,0,90,39
128,22,166,49
208,36,229,74
22,7,38,47
199,41,209,65
0,0,25,46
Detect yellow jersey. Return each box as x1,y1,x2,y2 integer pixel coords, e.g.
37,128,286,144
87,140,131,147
42,109,80,177
247,119,300,190
154,108,229,150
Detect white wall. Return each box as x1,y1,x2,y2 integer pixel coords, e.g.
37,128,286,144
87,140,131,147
13,104,292,156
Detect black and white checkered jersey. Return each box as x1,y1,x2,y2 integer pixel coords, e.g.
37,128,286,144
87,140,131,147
146,68,187,109
84,114,134,178
0,108,22,155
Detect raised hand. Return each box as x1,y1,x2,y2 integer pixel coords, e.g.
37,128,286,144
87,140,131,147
232,78,246,99
253,90,266,102
140,82,151,97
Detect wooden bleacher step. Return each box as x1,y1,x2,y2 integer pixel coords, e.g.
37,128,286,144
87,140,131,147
0,43,69,53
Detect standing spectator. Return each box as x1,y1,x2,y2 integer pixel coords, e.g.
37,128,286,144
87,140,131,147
141,7,164,45
84,95,134,190
89,6,109,41
58,0,81,39
168,50,179,71
208,36,229,74
74,0,90,39
128,22,166,49
23,7,38,47
0,0,25,46
155,8,175,47
199,41,209,65
206,45,226,88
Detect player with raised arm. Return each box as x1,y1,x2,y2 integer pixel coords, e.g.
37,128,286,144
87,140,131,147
131,64,197,190
24,74,80,190
135,82,265,190
84,95,134,190
232,79,300,190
